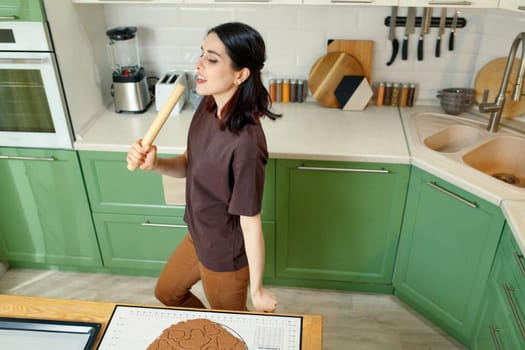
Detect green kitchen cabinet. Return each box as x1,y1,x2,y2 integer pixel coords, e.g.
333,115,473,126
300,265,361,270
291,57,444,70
0,0,46,21
93,212,275,278
393,167,505,345
0,147,102,267
471,227,523,350
78,151,275,221
79,150,276,275
274,159,410,292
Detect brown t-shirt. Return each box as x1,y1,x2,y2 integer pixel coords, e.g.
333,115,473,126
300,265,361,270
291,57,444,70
183,102,268,272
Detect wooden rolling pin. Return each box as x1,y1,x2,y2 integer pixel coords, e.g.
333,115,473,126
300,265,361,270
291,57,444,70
127,83,186,171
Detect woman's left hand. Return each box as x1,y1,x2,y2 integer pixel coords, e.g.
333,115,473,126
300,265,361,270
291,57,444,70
251,287,278,313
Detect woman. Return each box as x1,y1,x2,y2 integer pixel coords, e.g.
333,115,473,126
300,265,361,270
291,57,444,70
126,22,280,313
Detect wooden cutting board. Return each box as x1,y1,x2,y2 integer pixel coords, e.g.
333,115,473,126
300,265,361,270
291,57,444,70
308,51,364,108
327,39,374,83
474,57,525,119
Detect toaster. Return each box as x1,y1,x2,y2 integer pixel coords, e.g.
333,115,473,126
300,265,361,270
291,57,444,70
155,71,189,116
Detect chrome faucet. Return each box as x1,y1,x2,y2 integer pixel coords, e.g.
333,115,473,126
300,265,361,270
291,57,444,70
479,32,525,132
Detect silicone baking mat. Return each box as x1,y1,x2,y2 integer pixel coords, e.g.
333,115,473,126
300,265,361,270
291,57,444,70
97,305,302,350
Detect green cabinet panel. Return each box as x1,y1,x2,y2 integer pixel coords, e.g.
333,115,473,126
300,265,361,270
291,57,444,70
94,212,275,278
394,167,505,345
81,150,276,274
0,147,102,267
0,0,45,21
78,151,275,220
79,151,183,217
93,213,188,270
275,160,409,289
471,230,523,349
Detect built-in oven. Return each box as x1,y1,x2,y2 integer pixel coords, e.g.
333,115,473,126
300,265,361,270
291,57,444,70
0,21,73,149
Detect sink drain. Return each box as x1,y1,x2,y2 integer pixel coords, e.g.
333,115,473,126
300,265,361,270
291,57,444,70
493,173,519,185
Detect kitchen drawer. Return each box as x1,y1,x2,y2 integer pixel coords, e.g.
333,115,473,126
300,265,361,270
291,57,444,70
501,225,525,300
93,213,188,271
93,212,276,278
473,291,521,350
79,151,184,217
0,0,45,21
498,225,525,345
79,151,275,220
486,245,525,347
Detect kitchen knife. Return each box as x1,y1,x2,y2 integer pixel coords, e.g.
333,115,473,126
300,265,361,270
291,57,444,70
401,7,416,61
417,7,432,61
386,6,399,66
435,8,447,57
449,10,459,51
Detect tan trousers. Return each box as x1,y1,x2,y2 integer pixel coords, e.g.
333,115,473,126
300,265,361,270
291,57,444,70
154,234,249,311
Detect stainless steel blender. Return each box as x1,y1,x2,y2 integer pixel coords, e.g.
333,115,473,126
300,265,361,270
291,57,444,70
106,26,151,113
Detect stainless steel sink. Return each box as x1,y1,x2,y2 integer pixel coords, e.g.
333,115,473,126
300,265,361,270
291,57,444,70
463,136,525,188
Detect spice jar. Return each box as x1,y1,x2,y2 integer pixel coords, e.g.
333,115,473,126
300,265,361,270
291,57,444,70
269,79,276,102
407,83,416,107
383,83,393,106
282,79,290,103
399,83,409,107
391,83,400,106
275,79,282,102
290,79,297,102
296,80,305,103
376,82,385,106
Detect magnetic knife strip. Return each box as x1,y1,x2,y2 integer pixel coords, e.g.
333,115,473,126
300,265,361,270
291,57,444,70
384,16,467,28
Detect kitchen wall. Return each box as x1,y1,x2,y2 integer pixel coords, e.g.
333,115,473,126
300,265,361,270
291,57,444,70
97,4,525,103
49,3,524,134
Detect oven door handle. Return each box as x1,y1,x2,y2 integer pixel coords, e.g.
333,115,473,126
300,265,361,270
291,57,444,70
0,57,48,65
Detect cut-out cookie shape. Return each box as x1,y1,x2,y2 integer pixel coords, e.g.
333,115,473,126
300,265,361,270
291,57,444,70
147,318,246,350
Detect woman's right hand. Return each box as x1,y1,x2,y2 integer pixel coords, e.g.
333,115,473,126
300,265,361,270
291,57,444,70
126,139,158,171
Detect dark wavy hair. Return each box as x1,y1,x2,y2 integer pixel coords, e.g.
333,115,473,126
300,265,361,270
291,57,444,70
203,22,281,134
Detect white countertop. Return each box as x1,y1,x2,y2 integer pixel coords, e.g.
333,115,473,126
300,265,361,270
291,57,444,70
74,102,410,164
74,102,525,254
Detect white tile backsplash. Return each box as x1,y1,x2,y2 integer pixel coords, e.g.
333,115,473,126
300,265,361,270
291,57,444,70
101,4,524,102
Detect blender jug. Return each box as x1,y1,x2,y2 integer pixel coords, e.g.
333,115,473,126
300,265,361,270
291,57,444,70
106,26,151,113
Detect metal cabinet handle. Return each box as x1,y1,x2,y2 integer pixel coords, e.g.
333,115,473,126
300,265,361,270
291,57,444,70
0,155,56,161
489,325,502,350
427,182,478,208
503,283,525,342
0,58,48,64
297,166,390,174
519,6,525,11
513,252,525,278
0,15,18,20
428,1,472,4
141,221,187,229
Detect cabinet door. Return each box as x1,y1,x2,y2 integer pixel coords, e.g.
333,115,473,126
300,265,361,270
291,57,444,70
499,0,525,11
93,213,188,271
0,148,102,267
79,151,275,221
303,0,394,5
275,160,409,289
79,151,184,217
472,244,523,350
94,213,276,277
394,167,504,345
0,0,45,21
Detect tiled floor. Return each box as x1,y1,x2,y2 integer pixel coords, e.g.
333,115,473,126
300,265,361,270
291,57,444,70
0,267,466,349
